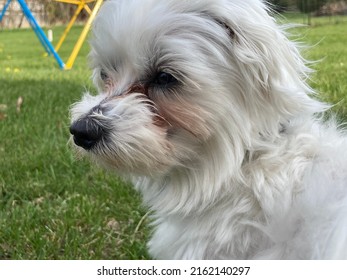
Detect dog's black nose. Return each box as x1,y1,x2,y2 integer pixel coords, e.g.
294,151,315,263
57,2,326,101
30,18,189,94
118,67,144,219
70,117,103,150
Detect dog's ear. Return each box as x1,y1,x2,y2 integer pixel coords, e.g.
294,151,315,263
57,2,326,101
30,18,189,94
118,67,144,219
205,2,325,134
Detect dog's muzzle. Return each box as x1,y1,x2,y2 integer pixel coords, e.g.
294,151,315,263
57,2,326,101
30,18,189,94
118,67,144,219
70,117,103,150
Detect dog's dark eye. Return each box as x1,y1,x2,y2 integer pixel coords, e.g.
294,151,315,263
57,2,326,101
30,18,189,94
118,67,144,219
153,72,177,86
100,69,108,81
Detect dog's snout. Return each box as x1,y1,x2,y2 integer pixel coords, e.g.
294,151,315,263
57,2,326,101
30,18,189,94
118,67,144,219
70,117,103,150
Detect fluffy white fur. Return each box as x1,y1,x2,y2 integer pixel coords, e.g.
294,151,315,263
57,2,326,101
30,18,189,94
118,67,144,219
70,0,347,259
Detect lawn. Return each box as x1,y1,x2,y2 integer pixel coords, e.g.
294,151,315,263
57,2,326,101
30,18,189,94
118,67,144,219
0,16,347,259
280,13,347,118
0,26,149,259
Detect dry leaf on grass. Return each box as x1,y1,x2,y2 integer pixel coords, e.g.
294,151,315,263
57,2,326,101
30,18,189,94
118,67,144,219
17,96,23,113
106,218,120,232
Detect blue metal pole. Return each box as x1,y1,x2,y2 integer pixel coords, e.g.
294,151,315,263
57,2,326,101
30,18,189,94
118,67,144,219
17,0,65,69
0,0,12,22
29,17,52,55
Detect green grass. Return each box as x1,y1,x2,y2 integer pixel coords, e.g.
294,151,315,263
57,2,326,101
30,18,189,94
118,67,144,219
0,26,149,259
286,17,347,118
280,11,347,26
0,16,347,259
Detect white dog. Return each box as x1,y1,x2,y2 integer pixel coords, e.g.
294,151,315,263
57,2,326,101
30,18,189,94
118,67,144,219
69,0,347,259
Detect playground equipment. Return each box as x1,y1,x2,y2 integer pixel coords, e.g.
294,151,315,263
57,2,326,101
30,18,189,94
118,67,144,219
0,0,103,70
0,0,65,68
54,0,103,69
0,0,11,22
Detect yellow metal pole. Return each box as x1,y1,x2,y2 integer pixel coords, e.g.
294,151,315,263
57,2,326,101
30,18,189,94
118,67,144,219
64,0,103,70
83,5,92,15
55,0,82,4
55,0,98,5
55,3,84,52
